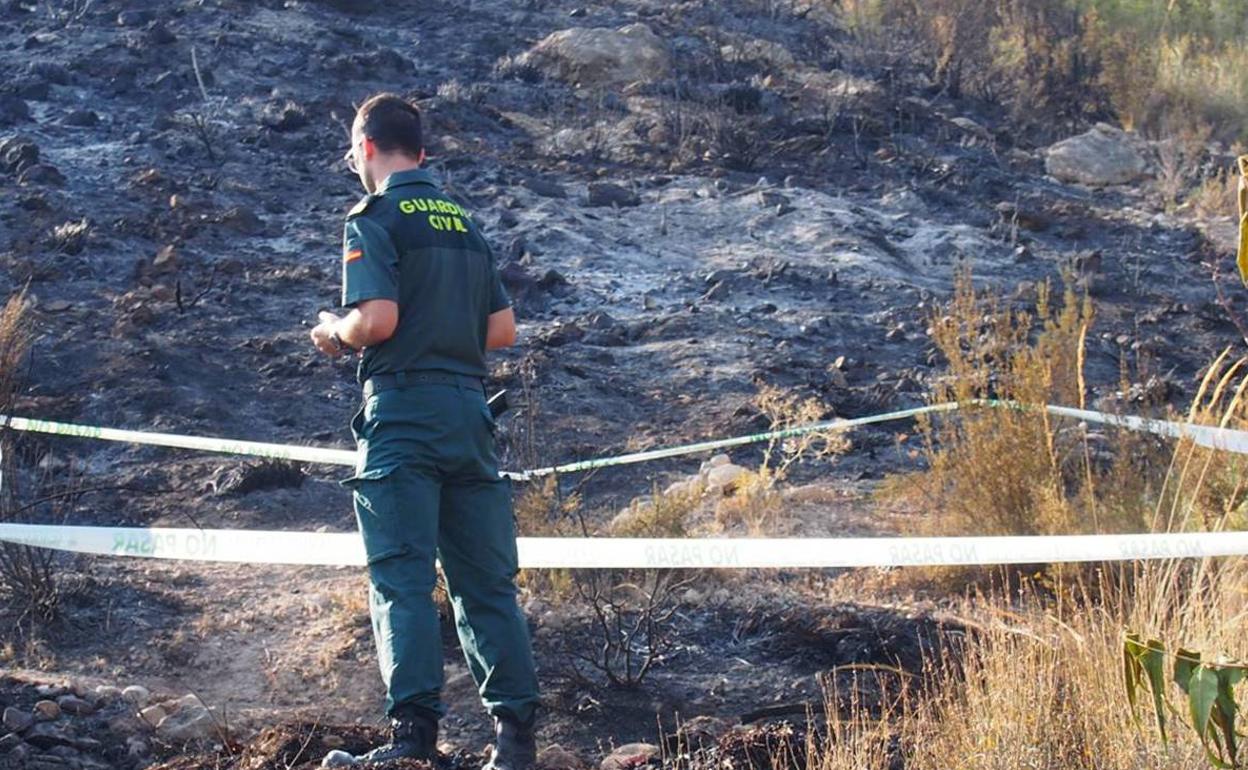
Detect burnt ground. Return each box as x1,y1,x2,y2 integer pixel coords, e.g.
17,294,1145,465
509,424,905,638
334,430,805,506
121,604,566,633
0,0,1244,767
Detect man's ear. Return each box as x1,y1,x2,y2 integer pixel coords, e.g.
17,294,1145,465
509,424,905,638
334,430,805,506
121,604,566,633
363,137,376,161
418,147,427,165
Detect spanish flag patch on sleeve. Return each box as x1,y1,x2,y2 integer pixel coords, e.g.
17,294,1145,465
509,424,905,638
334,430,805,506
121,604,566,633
344,247,363,263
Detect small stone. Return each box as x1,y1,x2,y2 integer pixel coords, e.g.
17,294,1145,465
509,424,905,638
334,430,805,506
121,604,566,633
260,100,307,132
498,262,537,292
157,708,218,742
0,732,22,752
522,176,566,198
219,206,264,235
152,245,177,273
93,686,123,701
129,168,163,187
663,478,701,498
0,94,30,126
155,695,219,741
2,707,33,733
146,23,177,45
672,715,732,750
18,164,65,186
537,269,569,290
538,744,586,770
586,181,640,207
62,109,99,127
700,454,731,474
600,743,660,770
538,321,584,348
13,78,50,101
27,61,71,85
704,463,748,494
23,722,75,750
121,685,151,708
0,135,40,174
950,116,992,141
55,696,93,717
170,693,207,712
150,284,176,302
138,705,167,727
322,749,356,767
33,701,60,721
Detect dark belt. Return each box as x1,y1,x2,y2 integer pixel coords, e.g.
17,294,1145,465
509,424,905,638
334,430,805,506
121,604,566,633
362,371,485,399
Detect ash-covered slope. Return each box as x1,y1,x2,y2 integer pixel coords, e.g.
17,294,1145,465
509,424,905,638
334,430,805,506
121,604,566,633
0,0,1235,527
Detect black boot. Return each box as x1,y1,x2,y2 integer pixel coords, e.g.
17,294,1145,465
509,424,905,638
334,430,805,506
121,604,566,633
322,707,438,767
482,714,537,770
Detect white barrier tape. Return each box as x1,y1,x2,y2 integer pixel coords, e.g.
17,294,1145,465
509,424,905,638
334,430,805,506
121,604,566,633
0,415,542,481
0,523,1245,568
527,403,958,476
3,401,1245,487
0,404,957,480
0,415,357,466
1040,404,1248,454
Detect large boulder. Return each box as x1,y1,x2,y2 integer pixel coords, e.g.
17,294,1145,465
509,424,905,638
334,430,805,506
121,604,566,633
1044,124,1148,186
519,24,671,87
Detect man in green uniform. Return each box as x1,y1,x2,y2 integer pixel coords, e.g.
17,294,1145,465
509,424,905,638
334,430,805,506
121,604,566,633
310,93,540,768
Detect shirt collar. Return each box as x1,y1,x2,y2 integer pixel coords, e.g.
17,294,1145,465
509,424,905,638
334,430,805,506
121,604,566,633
379,168,437,194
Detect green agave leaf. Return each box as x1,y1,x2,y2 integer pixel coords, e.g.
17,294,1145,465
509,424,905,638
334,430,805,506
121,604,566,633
1144,638,1169,742
1191,666,1220,758
1176,649,1202,695
1125,637,1143,725
1214,667,1242,764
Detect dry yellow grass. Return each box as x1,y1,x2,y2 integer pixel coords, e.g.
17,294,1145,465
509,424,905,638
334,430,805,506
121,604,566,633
1189,165,1240,220
877,270,1168,541
801,278,1248,770
0,291,32,412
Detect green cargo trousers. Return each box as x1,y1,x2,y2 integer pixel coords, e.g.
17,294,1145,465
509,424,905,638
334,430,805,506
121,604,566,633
344,380,539,724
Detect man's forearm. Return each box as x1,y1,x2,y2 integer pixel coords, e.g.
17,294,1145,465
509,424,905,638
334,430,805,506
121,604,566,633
335,309,385,349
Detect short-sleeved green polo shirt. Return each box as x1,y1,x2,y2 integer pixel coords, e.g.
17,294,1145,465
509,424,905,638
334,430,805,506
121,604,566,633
341,168,510,382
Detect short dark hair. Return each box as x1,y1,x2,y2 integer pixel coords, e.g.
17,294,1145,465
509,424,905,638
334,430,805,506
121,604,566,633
355,93,423,158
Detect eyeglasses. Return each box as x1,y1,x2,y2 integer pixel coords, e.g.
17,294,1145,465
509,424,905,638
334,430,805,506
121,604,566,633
343,137,364,173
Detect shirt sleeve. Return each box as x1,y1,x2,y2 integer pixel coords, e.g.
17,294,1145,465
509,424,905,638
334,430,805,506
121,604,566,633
485,240,511,313
341,216,400,308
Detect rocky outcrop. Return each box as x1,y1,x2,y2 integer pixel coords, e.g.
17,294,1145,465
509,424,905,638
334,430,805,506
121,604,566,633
518,24,671,86
1044,124,1148,186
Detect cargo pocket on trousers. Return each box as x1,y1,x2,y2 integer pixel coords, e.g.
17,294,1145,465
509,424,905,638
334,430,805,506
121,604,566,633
342,466,409,565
